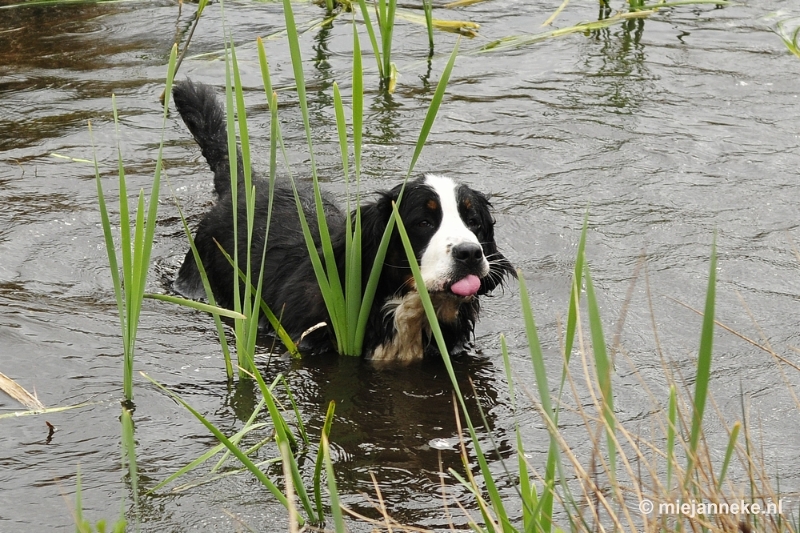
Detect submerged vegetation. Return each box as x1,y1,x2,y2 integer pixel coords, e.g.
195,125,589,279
2,0,794,531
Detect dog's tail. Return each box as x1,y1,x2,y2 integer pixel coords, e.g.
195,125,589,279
172,80,243,197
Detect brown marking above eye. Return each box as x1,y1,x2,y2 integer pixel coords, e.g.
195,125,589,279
427,199,438,211
463,197,472,210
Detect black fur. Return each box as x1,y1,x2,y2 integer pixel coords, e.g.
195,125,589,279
172,80,514,361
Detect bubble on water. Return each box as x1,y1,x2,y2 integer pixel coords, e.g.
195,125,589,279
429,438,455,450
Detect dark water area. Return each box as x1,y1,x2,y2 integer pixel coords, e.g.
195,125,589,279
2,0,800,530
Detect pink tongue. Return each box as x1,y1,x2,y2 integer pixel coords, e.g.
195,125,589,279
450,275,481,296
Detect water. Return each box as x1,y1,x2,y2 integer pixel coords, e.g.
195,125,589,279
2,0,800,530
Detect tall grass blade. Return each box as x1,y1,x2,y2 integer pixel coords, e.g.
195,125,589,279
518,272,558,532
223,40,251,375
666,384,677,492
564,213,588,366
258,43,304,357
148,415,269,493
249,370,315,520
279,441,301,531
355,39,460,351
280,375,309,445
282,0,348,352
333,82,350,187
255,43,303,359
257,37,276,103
583,262,617,481
143,293,246,320
332,81,361,349
446,468,498,530
500,335,538,528
313,401,336,524
533,215,589,532
91,119,125,365
355,0,384,78
322,433,346,532
377,0,398,85
94,45,177,403
406,37,459,178
686,236,716,486
718,421,740,491
390,203,512,531
121,406,139,513
422,0,434,52
128,191,146,382
142,373,293,515
333,25,368,352
110,97,132,366
352,25,364,182
231,44,254,312
347,27,366,351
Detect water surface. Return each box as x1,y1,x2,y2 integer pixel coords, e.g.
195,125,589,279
2,0,800,530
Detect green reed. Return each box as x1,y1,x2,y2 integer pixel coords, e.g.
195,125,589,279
92,46,176,404
391,200,514,531
144,373,294,516
773,17,800,59
274,0,457,357
73,467,127,533
90,2,797,531
143,366,336,526
685,236,716,489
95,43,245,395
392,197,793,533
354,0,397,88
422,0,435,52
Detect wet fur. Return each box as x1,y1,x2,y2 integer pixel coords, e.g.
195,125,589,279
172,80,515,363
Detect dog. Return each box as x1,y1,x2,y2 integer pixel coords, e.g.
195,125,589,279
172,80,514,363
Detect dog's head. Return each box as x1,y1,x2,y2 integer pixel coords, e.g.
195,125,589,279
361,174,515,301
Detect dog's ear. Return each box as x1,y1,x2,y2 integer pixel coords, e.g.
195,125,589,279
359,190,395,245
356,188,397,279
472,191,516,295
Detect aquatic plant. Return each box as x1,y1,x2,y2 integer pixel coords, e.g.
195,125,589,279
87,1,800,531
148,216,799,532
94,45,245,398
271,0,458,357
771,15,800,58
92,47,177,404
399,215,797,533
73,467,127,533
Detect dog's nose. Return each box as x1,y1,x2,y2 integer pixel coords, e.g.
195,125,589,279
452,242,484,268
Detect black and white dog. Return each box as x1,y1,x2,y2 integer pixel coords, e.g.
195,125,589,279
172,80,514,363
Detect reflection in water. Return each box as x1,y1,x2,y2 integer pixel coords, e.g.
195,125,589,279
580,14,650,110
418,55,434,91
0,3,169,153
226,374,261,424
1,5,111,69
311,20,335,114
218,350,508,526
251,353,509,526
367,90,403,148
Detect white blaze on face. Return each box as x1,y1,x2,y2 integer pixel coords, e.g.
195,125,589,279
419,175,490,291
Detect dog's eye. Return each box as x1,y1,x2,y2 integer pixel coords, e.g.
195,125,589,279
418,219,434,228
468,217,482,230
